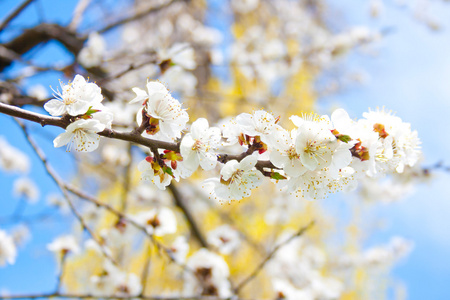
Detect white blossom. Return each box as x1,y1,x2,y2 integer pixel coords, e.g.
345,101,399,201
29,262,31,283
169,236,190,263
78,32,106,68
13,177,39,203
236,110,281,146
0,230,17,267
180,118,221,173
270,129,307,177
132,207,177,236
44,74,103,117
207,225,240,255
184,248,231,298
53,119,106,152
293,114,337,172
0,136,30,173
132,81,189,141
210,155,263,202
137,156,175,190
47,235,80,255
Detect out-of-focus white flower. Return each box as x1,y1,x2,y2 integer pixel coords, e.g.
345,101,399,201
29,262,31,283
210,155,263,202
184,248,231,297
132,207,177,236
53,119,106,152
158,43,196,71
90,261,142,297
159,66,197,96
0,229,17,267
169,236,190,263
231,0,260,14
310,273,344,299
207,225,240,255
180,118,221,173
272,278,314,300
27,84,48,100
13,177,39,203
44,74,103,117
0,137,30,173
11,225,31,247
47,235,80,255
78,32,106,68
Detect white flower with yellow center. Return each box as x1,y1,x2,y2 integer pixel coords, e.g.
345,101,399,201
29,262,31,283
133,81,189,141
53,119,106,152
236,110,281,145
213,155,263,202
270,129,307,178
292,114,337,172
180,118,221,173
44,74,103,116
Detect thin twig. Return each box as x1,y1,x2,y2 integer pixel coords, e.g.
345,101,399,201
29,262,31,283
0,294,254,300
168,183,208,248
233,220,315,294
15,118,118,266
0,0,35,33
97,0,182,34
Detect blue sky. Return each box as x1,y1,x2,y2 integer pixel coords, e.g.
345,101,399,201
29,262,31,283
1,0,450,299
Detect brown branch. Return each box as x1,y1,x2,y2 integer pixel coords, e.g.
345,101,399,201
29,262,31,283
0,294,252,300
60,180,194,274
0,23,84,71
0,101,278,174
168,183,208,248
234,221,315,294
15,118,119,266
0,0,35,33
97,0,184,34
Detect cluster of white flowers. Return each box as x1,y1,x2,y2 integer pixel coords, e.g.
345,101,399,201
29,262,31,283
89,261,142,297
335,236,414,270
131,81,189,142
44,75,113,152
268,232,343,300
43,76,421,202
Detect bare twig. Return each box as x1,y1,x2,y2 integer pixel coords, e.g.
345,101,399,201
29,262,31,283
234,220,315,294
0,294,253,300
15,119,118,266
0,0,35,33
68,0,91,31
0,23,83,71
168,183,208,248
97,0,183,34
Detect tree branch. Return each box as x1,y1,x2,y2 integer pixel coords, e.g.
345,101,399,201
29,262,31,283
168,183,208,248
234,220,315,294
0,0,35,33
97,0,185,35
0,23,84,71
0,101,279,173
